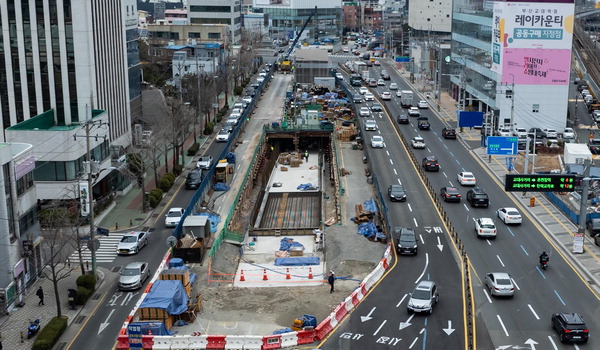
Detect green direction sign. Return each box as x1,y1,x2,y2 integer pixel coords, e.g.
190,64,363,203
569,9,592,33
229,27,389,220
505,174,578,192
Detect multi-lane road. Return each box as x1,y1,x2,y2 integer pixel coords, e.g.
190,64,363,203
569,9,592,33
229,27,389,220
319,58,599,349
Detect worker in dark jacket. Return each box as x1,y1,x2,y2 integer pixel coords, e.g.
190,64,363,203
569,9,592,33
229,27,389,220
327,271,335,293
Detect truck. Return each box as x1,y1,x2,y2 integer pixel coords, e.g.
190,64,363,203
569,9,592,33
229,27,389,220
352,61,367,75
400,90,413,108
361,70,369,82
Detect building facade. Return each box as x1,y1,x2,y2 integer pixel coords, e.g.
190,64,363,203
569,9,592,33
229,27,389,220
188,0,242,44
451,0,574,132
408,0,451,33
342,3,361,32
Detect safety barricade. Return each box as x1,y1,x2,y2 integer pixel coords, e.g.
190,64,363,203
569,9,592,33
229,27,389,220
262,334,282,349
314,316,333,341
296,329,316,344
222,334,244,349
343,295,355,313
116,334,130,349
141,335,154,349
236,335,263,349
206,335,227,349
357,282,367,300
381,257,388,269
152,335,176,349
187,335,210,349
334,302,348,322
279,332,298,347
384,245,392,266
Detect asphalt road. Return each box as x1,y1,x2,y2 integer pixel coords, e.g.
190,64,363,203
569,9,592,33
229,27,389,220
338,60,600,349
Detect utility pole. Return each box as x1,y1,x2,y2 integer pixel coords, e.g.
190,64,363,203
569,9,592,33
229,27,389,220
578,159,592,236
74,117,108,278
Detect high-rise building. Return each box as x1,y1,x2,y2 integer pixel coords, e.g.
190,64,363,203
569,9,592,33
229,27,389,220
0,1,132,201
408,0,452,33
451,0,575,132
188,0,242,44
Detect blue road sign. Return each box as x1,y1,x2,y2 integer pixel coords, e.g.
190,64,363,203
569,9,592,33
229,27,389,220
128,324,143,348
487,136,518,155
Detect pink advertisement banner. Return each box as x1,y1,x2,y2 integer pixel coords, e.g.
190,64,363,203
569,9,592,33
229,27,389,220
501,48,570,85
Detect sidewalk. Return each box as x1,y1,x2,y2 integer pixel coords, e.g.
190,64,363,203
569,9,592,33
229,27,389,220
387,60,600,293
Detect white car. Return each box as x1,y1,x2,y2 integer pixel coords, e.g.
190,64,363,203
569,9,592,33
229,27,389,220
457,172,476,186
396,90,402,97
475,218,497,239
343,47,349,53
496,207,522,225
418,100,429,109
592,110,600,122
377,79,385,86
242,96,253,104
364,92,375,101
197,155,213,169
117,231,149,255
371,135,384,148
496,128,511,137
216,129,230,142
543,128,558,139
581,89,590,97
359,107,370,117
513,127,527,138
389,83,398,90
165,207,185,228
365,120,377,131
562,127,575,142
335,73,344,80
256,77,265,83
484,272,515,297
381,91,392,100
411,136,425,149
408,107,420,116
359,87,369,95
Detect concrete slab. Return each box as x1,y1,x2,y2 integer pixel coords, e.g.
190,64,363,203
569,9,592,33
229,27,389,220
243,236,316,255
269,151,320,193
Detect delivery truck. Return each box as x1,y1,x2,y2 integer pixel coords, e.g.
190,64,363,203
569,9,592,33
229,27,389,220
400,90,413,108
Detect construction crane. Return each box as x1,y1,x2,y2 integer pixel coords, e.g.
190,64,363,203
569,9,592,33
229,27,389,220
278,6,317,73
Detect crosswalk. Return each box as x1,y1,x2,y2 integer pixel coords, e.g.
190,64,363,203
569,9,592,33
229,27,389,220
329,54,356,59
68,232,127,264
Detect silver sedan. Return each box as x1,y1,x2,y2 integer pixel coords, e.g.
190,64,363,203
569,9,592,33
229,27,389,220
484,272,515,297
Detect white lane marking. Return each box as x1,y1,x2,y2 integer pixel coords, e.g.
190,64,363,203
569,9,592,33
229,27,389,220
443,172,448,178
398,178,402,185
409,337,419,349
444,144,448,149
373,320,387,336
413,218,419,227
419,234,425,244
449,181,455,187
415,253,429,284
483,289,493,304
497,255,505,267
511,278,520,291
528,304,540,320
390,158,394,165
393,168,397,175
547,335,558,350
427,147,432,152
486,239,492,246
497,315,509,337
396,294,408,307
574,344,581,350
463,203,470,211
407,203,413,212
386,150,390,156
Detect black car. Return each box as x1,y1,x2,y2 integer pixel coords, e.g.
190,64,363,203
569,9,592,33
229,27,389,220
422,156,440,171
381,72,391,80
353,95,363,104
466,187,489,207
245,88,256,97
441,186,461,202
442,128,457,139
185,169,203,190
528,127,544,139
388,184,407,202
371,103,383,112
397,114,409,124
586,218,600,237
395,227,418,255
418,120,430,130
551,313,589,343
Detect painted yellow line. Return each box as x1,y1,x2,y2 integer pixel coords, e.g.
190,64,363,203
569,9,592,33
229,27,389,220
474,153,600,300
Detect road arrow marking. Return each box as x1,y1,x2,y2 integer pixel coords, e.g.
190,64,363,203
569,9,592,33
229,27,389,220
98,309,115,334
442,320,455,335
425,227,432,233
399,314,415,330
437,236,444,252
361,307,376,322
524,338,538,350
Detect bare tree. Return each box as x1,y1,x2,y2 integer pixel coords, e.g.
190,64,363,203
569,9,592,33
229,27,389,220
181,73,217,135
157,93,194,169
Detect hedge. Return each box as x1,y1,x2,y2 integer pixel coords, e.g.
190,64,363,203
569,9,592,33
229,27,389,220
204,122,214,135
32,316,68,350
173,164,183,176
76,274,97,290
219,105,229,115
234,86,243,96
75,286,92,305
163,173,176,186
187,142,200,156
158,177,172,193
149,188,164,208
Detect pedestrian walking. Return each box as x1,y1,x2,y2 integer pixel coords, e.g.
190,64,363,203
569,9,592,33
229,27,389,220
36,286,44,306
304,150,309,161
327,271,335,293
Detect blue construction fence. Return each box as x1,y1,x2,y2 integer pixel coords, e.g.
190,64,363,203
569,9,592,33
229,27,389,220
545,192,600,225
171,68,274,239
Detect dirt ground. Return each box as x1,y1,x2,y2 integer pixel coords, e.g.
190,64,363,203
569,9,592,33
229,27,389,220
512,152,562,173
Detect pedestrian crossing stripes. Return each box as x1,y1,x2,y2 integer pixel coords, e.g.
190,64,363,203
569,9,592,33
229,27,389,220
329,54,356,59
68,232,127,264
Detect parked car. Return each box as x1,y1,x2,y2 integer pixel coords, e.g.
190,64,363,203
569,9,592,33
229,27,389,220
397,114,409,124
513,127,528,138
117,231,149,255
216,129,231,142
118,262,150,291
388,184,407,202
475,218,497,239
395,227,417,255
359,107,371,117
551,313,589,344
562,127,575,142
411,136,426,149
197,155,213,169
457,172,476,186
389,83,398,90
165,207,185,228
365,120,377,131
528,127,544,139
592,109,600,122
185,169,203,190
484,272,515,297
466,187,489,207
441,186,461,202
495,127,511,137
442,128,457,139
407,281,439,314
543,128,558,139
496,207,522,224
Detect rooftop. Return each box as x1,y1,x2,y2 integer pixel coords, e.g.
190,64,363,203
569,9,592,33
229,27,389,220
7,109,106,131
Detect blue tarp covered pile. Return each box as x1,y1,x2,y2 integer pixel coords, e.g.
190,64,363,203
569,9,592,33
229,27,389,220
226,152,236,164
363,198,378,213
323,92,338,99
274,257,320,266
279,237,304,251
273,328,293,334
213,182,229,191
139,280,188,315
297,183,317,190
129,322,175,336
356,222,385,240
196,213,221,233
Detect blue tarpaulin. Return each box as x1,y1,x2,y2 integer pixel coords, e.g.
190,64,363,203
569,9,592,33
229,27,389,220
129,322,175,336
226,152,236,164
279,237,304,251
363,198,378,213
297,183,317,190
274,257,320,266
357,222,377,238
197,213,221,233
213,182,229,191
139,280,189,315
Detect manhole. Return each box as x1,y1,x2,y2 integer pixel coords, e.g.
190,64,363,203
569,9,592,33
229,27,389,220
134,217,144,221
56,342,67,350
91,293,101,301
112,266,122,273
74,316,86,324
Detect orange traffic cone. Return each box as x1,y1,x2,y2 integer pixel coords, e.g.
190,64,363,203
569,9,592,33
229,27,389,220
240,270,246,282
263,268,268,280
286,268,291,280
308,267,313,279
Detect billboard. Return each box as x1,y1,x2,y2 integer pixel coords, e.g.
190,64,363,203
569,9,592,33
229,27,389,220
491,0,574,84
502,48,570,85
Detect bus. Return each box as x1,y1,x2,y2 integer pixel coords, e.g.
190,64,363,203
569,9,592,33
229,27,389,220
350,74,362,86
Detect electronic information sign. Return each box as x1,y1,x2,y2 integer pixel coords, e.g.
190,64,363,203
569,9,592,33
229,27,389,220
505,174,578,192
